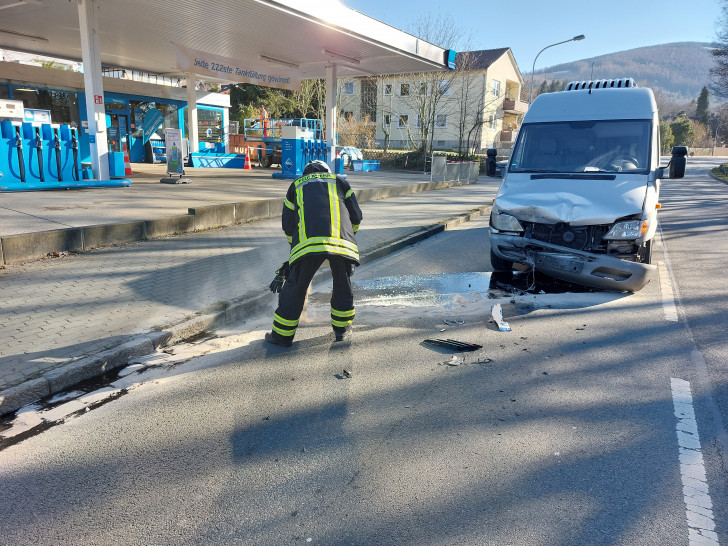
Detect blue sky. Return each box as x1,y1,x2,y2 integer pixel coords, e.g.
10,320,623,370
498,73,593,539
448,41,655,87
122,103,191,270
344,0,723,72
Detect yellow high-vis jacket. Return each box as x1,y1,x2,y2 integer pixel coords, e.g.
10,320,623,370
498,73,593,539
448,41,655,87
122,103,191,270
282,172,363,265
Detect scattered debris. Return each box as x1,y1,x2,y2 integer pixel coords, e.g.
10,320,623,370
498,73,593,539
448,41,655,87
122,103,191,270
490,304,511,332
443,318,465,325
342,369,352,378
443,355,465,366
424,338,483,351
475,353,493,363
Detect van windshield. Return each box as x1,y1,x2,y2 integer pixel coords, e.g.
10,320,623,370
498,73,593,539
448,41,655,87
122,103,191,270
509,120,651,174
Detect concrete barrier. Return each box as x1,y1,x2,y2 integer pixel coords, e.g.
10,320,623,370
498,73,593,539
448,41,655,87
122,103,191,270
1,228,83,264
145,215,195,239
83,221,146,249
189,203,236,230
235,199,278,223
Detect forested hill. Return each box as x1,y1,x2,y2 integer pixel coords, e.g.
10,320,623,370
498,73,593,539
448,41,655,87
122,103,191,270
530,42,714,101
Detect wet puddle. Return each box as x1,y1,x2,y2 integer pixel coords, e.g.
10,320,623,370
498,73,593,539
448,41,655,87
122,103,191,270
310,270,597,308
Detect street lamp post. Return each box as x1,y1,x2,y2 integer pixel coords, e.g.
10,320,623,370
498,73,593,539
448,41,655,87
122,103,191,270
529,35,585,104
713,123,722,156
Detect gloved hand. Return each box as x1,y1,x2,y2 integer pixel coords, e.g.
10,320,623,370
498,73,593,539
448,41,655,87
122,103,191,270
269,261,290,293
346,262,355,277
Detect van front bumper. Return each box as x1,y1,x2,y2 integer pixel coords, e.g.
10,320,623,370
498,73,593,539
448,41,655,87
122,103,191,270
490,233,655,292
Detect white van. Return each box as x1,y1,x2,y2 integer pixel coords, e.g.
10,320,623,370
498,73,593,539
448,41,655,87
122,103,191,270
488,78,687,292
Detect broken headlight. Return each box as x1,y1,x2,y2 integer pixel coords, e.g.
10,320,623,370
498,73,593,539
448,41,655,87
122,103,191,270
603,220,648,240
490,211,524,232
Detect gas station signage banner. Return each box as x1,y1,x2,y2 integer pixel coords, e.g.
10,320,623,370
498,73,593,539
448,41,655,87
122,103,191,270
175,46,302,91
164,128,184,176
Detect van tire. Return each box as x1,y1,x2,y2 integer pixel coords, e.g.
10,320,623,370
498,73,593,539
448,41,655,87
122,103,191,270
260,154,273,168
490,249,513,271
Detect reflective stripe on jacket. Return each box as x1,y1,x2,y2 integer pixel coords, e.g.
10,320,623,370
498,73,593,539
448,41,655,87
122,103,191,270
282,172,363,265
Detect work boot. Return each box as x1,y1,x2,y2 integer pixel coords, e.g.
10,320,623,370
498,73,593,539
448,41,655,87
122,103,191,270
265,331,293,347
334,328,350,342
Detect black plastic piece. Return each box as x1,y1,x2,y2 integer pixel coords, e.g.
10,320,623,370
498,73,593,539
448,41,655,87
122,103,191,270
424,338,483,352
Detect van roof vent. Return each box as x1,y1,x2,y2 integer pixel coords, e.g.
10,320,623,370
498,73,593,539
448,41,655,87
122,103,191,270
565,78,637,91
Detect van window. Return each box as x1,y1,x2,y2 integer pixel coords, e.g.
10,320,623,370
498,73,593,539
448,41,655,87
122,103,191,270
509,120,651,174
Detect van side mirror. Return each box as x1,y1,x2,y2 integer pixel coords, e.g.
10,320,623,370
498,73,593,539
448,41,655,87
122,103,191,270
485,148,498,177
668,146,687,179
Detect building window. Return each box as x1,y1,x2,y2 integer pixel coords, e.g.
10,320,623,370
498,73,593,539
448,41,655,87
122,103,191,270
415,114,421,128
11,87,81,127
419,82,428,96
383,83,393,96
491,80,501,98
399,83,410,96
343,82,354,95
488,114,497,130
398,114,408,128
361,78,377,122
435,114,447,128
439,81,451,96
384,114,391,125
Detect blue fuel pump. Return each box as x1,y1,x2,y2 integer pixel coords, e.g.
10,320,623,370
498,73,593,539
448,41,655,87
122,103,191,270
272,124,316,179
0,121,130,191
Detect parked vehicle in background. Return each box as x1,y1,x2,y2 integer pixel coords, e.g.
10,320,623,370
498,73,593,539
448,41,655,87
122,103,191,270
335,146,363,167
488,78,687,292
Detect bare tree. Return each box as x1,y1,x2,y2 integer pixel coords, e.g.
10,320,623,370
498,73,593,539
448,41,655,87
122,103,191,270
397,13,471,163
712,0,728,97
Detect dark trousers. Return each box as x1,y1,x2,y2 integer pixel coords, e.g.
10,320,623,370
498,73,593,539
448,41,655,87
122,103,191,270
271,255,355,341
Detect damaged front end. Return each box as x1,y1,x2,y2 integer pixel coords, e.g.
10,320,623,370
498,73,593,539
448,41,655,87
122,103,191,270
490,216,655,292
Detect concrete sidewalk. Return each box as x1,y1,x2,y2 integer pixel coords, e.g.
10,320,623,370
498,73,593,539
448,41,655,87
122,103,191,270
0,164,499,415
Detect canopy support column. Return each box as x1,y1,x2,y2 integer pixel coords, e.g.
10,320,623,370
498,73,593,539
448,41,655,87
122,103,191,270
186,72,199,156
77,0,109,180
325,63,338,168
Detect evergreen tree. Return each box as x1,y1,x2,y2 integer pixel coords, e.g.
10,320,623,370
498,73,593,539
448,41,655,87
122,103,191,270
696,86,710,126
670,117,695,147
547,80,564,93
659,119,675,153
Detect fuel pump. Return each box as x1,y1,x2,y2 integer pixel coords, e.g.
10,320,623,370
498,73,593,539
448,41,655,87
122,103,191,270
53,127,63,182
15,125,25,183
71,127,79,181
34,126,44,182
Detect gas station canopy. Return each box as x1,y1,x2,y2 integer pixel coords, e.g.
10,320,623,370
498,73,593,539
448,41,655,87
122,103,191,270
0,0,454,181
0,0,454,87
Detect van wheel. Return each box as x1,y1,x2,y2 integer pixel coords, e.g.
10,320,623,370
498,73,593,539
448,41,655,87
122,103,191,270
490,249,513,271
260,155,273,168
638,240,653,264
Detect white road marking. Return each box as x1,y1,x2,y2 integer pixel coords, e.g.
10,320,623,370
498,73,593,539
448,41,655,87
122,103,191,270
671,378,719,545
656,227,678,322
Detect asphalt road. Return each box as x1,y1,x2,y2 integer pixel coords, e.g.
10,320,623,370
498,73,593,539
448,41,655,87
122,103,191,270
0,159,726,545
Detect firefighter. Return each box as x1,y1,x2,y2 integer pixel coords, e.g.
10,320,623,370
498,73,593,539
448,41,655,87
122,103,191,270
265,159,363,347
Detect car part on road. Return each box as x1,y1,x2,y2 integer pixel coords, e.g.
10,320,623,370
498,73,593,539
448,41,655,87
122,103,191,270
424,338,483,351
491,304,511,332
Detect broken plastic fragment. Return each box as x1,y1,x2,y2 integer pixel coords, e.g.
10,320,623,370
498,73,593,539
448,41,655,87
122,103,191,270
491,304,511,332
444,355,464,366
